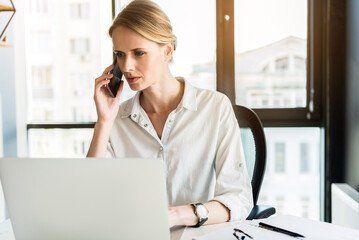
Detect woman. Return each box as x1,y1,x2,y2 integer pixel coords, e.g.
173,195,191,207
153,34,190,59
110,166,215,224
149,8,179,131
87,0,253,228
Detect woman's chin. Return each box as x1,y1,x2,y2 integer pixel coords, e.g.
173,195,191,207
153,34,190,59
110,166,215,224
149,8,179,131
128,82,143,92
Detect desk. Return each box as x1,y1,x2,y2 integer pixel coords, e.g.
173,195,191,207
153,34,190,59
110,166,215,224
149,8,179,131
0,220,14,240
2,216,359,240
171,221,243,240
0,219,241,240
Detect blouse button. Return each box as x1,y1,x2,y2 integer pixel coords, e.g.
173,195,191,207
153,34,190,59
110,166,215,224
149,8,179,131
144,124,148,127
239,163,243,168
133,114,137,118
160,146,163,151
169,120,173,123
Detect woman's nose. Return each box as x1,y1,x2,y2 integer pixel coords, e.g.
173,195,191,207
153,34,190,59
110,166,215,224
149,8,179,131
121,56,135,72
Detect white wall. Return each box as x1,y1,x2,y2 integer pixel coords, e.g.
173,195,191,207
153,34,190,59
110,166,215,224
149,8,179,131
0,94,3,157
0,94,5,222
14,0,28,157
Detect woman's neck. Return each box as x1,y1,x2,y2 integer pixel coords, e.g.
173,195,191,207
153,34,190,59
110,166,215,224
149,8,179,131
140,75,184,114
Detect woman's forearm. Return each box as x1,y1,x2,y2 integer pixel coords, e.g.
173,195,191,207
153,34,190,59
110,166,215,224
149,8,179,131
86,121,113,158
168,201,230,228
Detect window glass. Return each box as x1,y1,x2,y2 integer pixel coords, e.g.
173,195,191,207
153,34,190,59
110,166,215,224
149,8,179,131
70,3,90,19
234,0,307,108
28,129,93,158
256,128,321,220
275,142,286,173
300,142,310,173
25,0,112,123
118,0,216,95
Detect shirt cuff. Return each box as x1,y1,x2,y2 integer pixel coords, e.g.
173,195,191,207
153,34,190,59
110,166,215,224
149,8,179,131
212,194,253,221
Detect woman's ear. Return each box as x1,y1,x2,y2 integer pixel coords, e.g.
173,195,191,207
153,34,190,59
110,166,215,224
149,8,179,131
163,42,174,62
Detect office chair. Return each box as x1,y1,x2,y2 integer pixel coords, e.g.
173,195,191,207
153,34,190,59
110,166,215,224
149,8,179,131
232,105,276,220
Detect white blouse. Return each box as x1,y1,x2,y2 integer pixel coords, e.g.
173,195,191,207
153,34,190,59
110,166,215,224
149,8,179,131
106,78,253,221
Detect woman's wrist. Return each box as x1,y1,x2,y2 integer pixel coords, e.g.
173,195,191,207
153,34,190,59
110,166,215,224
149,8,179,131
171,205,197,227
86,120,114,158
96,116,117,131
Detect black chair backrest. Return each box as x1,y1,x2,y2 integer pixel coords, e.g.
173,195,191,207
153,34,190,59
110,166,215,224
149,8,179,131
232,105,266,206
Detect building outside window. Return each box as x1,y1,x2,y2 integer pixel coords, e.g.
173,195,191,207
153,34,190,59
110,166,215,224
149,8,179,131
300,142,310,173
70,38,90,57
275,57,289,72
275,142,286,173
24,0,112,159
70,3,90,19
29,0,49,14
301,196,310,218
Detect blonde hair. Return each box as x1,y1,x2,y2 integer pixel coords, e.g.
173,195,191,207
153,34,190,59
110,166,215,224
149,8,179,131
108,0,177,51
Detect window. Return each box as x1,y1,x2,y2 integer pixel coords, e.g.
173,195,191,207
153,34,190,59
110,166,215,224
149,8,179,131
300,142,310,173
70,38,90,57
274,142,286,173
234,0,307,109
275,57,289,72
31,66,52,86
219,0,324,220
257,128,321,220
25,0,112,157
29,0,49,14
28,129,93,158
294,56,306,72
301,196,310,218
70,3,90,19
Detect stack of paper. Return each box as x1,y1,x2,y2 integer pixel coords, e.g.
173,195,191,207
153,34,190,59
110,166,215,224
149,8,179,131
192,215,359,240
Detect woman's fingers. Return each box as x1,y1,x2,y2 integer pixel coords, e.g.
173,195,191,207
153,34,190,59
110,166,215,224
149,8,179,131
114,80,125,102
102,64,114,75
95,78,111,96
95,74,112,90
95,73,113,84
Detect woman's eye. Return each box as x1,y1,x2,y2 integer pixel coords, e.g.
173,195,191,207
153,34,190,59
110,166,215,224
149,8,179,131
115,52,125,58
134,51,145,56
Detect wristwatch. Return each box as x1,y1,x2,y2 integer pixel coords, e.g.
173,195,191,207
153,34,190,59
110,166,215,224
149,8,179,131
191,203,209,227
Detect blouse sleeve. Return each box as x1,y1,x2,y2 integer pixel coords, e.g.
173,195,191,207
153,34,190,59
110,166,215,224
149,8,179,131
211,95,254,221
106,139,115,158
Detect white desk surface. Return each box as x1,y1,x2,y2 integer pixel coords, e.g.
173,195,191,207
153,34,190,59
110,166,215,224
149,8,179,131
2,216,359,240
0,218,242,240
171,220,243,240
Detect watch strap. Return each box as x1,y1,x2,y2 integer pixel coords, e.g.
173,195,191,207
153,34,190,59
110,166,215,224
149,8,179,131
191,203,208,228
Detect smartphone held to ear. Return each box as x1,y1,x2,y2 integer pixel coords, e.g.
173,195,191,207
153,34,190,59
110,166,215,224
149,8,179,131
106,59,123,98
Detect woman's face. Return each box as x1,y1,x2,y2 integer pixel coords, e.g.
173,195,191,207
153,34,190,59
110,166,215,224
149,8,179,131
112,26,171,91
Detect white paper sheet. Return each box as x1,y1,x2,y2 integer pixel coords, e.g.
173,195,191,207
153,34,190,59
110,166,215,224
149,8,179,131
192,222,292,240
260,215,359,240
192,215,359,240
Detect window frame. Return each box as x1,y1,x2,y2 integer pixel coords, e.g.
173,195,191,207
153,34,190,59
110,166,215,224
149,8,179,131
216,0,324,128
216,0,327,220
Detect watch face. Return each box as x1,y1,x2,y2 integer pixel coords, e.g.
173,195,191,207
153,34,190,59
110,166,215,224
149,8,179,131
197,205,209,218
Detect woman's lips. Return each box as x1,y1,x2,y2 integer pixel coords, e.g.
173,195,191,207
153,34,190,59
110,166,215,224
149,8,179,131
126,77,140,84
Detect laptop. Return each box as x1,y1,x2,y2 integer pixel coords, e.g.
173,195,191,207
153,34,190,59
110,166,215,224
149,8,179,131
0,158,170,240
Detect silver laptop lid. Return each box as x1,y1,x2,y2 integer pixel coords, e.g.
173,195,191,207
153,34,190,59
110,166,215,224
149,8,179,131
0,158,170,240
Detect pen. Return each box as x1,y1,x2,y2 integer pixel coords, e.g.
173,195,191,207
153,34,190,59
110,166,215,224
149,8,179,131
258,222,305,238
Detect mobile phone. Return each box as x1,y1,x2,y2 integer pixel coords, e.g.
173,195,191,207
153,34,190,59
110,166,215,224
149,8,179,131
106,59,123,98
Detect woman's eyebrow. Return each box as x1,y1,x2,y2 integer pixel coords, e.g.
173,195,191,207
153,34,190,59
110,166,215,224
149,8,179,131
130,48,146,51
114,48,146,53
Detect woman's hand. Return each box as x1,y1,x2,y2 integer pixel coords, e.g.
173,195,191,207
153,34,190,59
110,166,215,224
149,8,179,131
94,64,124,124
168,205,197,228
168,207,179,228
